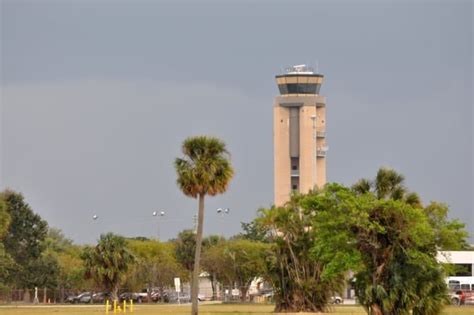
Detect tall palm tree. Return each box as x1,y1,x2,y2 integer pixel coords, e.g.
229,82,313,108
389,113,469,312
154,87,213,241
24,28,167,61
175,136,234,315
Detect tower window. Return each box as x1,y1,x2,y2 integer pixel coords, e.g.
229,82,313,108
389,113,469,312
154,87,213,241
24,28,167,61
291,157,299,171
292,184,298,190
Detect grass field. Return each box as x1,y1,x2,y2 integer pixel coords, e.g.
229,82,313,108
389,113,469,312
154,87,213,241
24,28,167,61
0,304,473,315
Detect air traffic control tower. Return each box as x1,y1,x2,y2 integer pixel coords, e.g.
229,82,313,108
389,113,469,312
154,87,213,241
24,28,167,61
274,65,327,206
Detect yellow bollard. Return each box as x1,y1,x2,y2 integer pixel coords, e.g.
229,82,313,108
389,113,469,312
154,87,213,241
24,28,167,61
123,300,127,313
113,300,117,313
130,299,133,312
106,300,109,313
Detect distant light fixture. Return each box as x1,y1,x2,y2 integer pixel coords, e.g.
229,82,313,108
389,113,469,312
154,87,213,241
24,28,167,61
92,215,98,220
153,211,165,217
217,208,230,214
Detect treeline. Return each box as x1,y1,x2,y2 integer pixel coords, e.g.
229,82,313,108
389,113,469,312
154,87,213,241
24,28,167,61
0,189,269,302
0,168,471,314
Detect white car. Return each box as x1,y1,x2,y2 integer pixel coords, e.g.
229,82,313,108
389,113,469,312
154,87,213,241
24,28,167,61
449,291,461,305
330,296,344,304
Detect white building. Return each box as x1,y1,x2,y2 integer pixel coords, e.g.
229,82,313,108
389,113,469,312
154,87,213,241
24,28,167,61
437,251,474,290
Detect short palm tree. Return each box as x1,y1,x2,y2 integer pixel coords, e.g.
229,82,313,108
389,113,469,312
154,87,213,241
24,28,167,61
175,136,234,315
81,233,135,301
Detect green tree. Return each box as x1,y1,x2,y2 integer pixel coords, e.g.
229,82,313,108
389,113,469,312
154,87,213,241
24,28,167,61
81,233,135,300
202,235,226,300
21,252,60,289
42,228,89,300
174,136,234,315
1,190,48,265
0,197,10,239
258,187,356,312
56,248,89,295
0,244,15,290
223,239,269,301
236,217,270,242
126,239,183,303
43,228,74,253
173,229,197,275
1,190,57,289
349,197,447,315
423,202,469,250
201,241,227,300
343,168,467,315
0,196,15,290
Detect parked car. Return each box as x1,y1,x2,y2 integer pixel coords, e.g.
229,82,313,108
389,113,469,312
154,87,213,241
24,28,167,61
134,289,153,303
450,291,462,305
92,292,112,303
66,292,92,304
454,290,474,305
148,290,170,303
330,295,344,304
119,292,142,303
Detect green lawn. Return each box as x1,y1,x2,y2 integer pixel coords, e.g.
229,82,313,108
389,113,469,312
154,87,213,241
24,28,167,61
0,304,473,315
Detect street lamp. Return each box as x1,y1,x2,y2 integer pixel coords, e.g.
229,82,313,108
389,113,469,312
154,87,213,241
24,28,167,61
217,208,230,214
152,210,165,240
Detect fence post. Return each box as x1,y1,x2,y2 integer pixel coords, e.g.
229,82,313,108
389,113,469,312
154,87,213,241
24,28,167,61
33,287,39,304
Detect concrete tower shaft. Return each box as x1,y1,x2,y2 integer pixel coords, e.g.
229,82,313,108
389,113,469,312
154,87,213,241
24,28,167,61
273,65,327,206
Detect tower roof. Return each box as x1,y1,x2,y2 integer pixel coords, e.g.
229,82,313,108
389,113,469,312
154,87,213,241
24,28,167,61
275,65,324,95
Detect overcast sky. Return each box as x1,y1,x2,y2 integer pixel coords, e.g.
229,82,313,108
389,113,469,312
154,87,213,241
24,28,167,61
1,0,473,244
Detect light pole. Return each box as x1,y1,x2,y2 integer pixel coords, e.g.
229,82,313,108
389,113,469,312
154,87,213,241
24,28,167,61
216,207,230,300
152,210,165,240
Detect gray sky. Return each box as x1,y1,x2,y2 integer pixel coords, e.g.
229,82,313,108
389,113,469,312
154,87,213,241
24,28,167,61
1,0,473,244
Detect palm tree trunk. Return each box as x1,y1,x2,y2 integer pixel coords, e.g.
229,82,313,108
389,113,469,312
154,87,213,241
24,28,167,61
191,193,205,315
